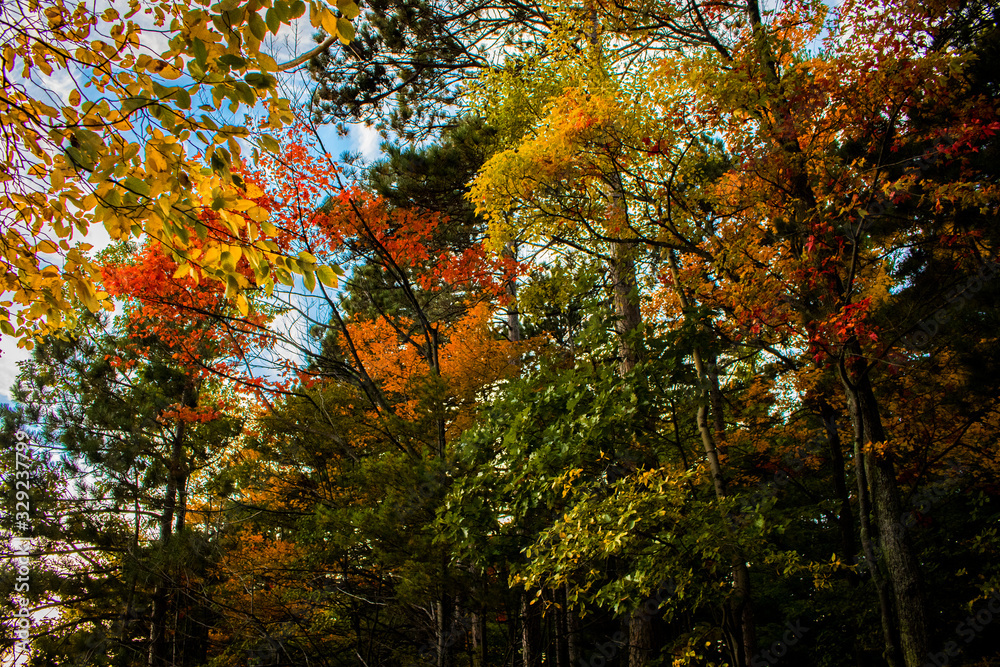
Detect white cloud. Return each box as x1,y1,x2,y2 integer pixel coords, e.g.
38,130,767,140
0,337,30,403
352,123,383,162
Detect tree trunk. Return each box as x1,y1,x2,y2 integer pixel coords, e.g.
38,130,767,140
471,609,486,667
840,346,925,667
521,591,541,667
566,582,580,666
436,595,454,667
667,251,757,667
629,604,653,667
853,428,902,667
609,240,641,374
148,419,185,667
817,402,859,584
504,242,522,345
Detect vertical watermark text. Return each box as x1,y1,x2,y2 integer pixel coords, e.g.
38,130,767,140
10,429,35,661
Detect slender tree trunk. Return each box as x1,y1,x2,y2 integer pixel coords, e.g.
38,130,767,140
472,608,486,667
521,591,541,667
852,427,902,667
504,242,522,345
437,595,454,667
149,420,185,667
817,402,859,583
554,587,569,667
174,474,187,534
566,582,580,666
629,604,653,667
667,252,757,667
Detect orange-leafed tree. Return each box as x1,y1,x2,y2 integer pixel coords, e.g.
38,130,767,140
205,117,537,667
662,0,1000,662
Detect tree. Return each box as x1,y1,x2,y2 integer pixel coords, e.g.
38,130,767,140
0,0,359,340
6,323,238,666
203,118,541,667
463,0,1000,664
1,229,274,665
307,0,552,139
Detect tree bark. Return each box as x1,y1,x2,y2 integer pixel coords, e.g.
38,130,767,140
629,604,653,667
471,609,486,667
504,242,522,345
436,594,454,667
817,402,859,584
609,240,642,374
148,417,186,667
521,591,541,667
840,345,925,667
853,428,902,667
566,582,580,666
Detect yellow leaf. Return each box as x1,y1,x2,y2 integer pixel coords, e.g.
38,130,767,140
257,52,277,71
337,0,361,19
319,9,338,35
316,265,338,288
236,293,249,316
246,206,270,222
158,63,183,80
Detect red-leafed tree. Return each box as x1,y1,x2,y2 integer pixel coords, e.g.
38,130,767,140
93,234,280,666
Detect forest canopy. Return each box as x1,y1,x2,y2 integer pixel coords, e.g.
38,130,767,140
2,0,1000,666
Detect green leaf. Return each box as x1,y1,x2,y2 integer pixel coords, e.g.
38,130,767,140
123,176,150,197
244,72,274,89
233,81,255,105
218,53,248,69
265,8,281,34
260,134,281,153
211,154,228,173
336,17,355,43
248,12,267,40
336,0,361,19
192,38,208,66
122,96,148,112
275,267,294,287
271,0,289,21
172,88,191,110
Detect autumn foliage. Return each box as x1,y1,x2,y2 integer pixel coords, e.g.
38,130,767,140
4,1,1000,666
